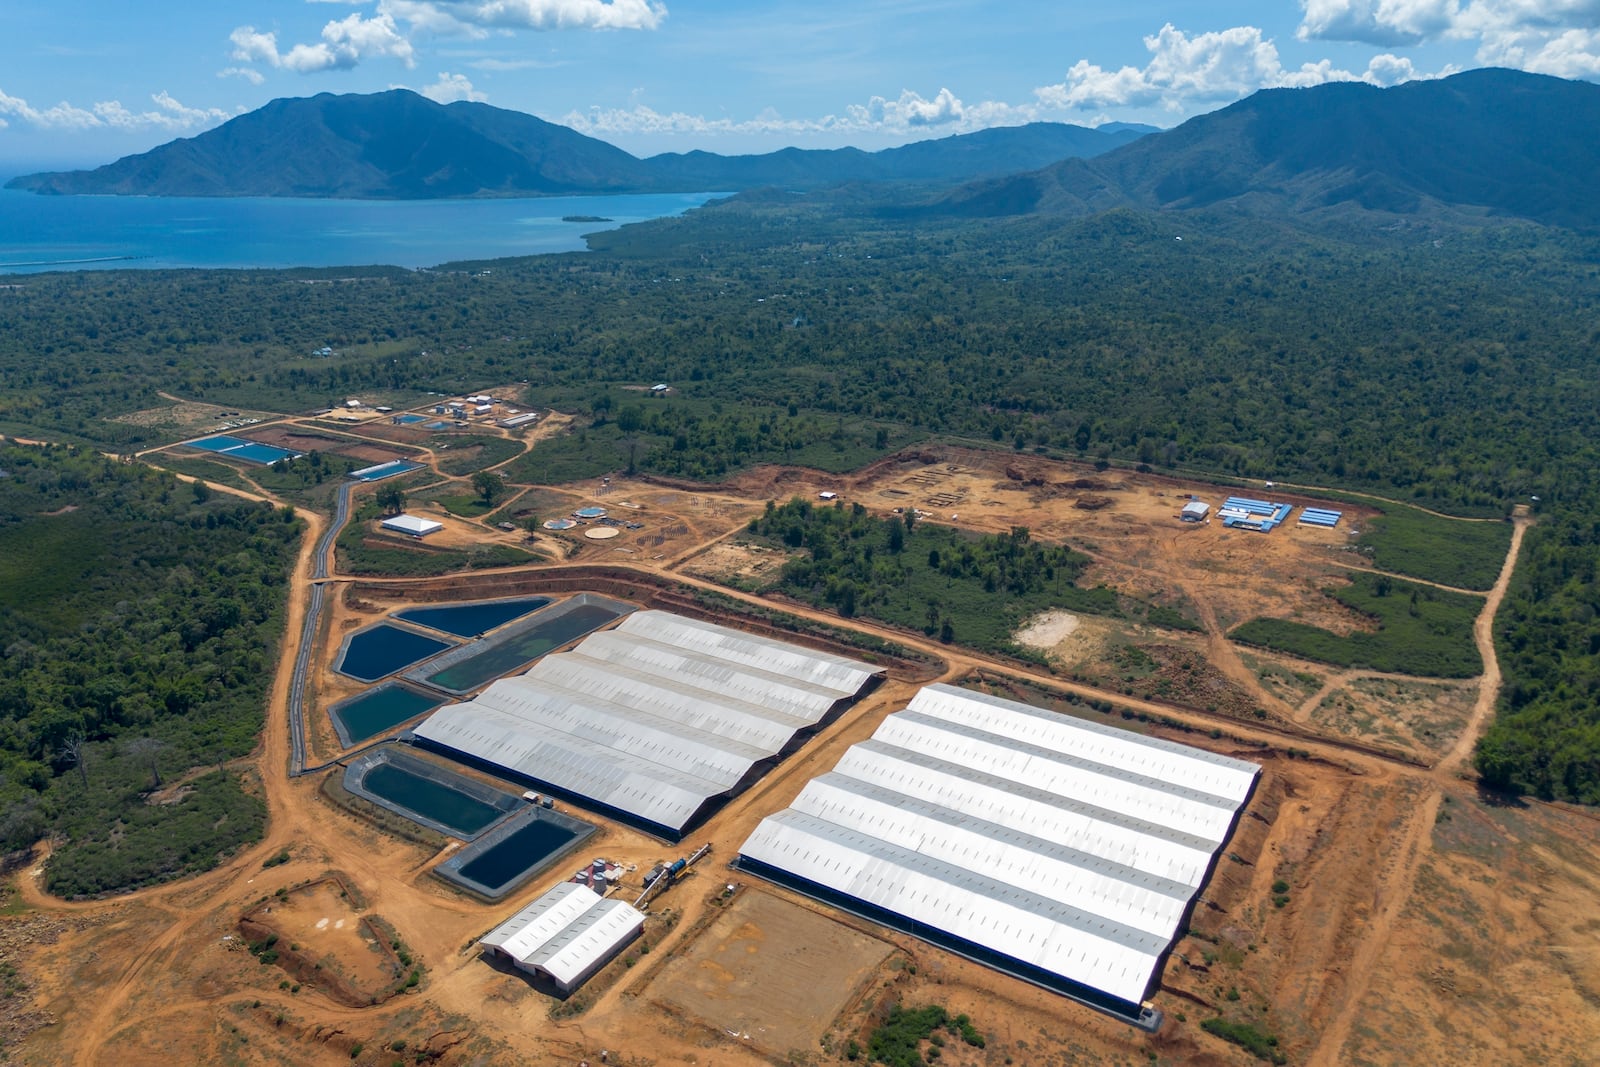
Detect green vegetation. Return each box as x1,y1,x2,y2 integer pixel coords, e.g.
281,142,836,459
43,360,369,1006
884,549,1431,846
334,500,537,576
1231,572,1482,677
432,434,521,476
151,454,255,494
0,202,1597,801
0,443,296,894
1201,1017,1287,1064
744,498,1196,655
864,1005,985,1067
685,587,940,668
435,493,494,518
1354,506,1511,591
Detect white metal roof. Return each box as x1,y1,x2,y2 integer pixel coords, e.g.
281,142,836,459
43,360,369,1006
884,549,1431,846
792,773,1194,938
565,631,847,722
739,809,1167,1006
908,684,1259,809
381,513,443,536
736,683,1259,1011
833,740,1217,886
414,700,725,831
480,882,645,989
469,676,774,787
414,609,881,835
615,611,884,696
524,655,812,753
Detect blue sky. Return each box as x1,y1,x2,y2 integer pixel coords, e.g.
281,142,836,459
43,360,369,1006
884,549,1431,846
2,0,1598,168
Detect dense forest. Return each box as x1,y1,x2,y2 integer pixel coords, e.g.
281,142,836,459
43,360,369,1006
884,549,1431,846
1,196,1598,800
0,444,301,894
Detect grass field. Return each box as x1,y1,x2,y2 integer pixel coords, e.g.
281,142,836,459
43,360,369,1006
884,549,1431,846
1231,572,1482,677
1354,504,1511,591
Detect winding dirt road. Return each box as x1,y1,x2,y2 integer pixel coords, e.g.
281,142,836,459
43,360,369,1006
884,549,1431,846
15,421,1538,1066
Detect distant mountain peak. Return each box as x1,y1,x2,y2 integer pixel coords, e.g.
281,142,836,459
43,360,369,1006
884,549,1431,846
4,92,1145,200
923,68,1600,230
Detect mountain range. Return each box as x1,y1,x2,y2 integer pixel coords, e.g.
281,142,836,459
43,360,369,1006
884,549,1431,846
920,68,1600,229
9,69,1599,231
4,92,1149,199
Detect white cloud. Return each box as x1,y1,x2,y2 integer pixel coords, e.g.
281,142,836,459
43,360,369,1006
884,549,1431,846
1299,0,1600,75
1037,25,1302,111
230,13,415,73
228,26,281,66
217,66,267,85
467,56,565,71
848,87,964,127
1031,24,1446,114
564,88,1039,142
410,0,666,32
1298,0,1460,46
228,0,662,79
417,71,487,102
0,88,231,132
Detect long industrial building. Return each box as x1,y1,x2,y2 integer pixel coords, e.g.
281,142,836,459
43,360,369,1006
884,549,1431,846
413,610,884,838
479,881,645,993
735,683,1259,1028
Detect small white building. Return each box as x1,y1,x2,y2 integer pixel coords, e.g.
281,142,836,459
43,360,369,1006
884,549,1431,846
1181,501,1210,522
479,882,645,993
381,514,443,539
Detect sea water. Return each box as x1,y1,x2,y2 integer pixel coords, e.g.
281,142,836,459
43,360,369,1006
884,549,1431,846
0,188,722,273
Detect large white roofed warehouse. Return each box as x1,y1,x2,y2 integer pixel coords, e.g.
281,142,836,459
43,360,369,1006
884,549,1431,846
735,682,1260,1028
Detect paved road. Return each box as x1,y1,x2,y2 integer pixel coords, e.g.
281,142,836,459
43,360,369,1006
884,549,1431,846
286,581,324,776
288,482,353,775
312,482,352,580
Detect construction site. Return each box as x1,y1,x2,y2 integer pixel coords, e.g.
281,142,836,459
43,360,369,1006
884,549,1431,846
5,389,1598,1067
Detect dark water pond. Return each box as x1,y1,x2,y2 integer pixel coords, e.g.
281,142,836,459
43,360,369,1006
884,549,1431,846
361,762,507,837
393,596,551,638
336,623,453,682
456,818,582,890
329,685,444,745
423,602,623,692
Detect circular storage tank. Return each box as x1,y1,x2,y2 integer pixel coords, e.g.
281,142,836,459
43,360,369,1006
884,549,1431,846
585,526,620,540
543,518,577,530
574,506,607,519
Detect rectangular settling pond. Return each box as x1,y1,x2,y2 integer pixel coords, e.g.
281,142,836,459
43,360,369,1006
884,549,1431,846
328,682,446,747
392,595,552,638
335,622,456,683
343,748,518,839
435,804,596,900
408,593,632,696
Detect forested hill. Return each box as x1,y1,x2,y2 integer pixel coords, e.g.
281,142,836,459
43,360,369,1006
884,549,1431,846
923,68,1600,229
4,90,1143,199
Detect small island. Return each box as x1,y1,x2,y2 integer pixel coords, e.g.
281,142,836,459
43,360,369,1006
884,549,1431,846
561,215,613,223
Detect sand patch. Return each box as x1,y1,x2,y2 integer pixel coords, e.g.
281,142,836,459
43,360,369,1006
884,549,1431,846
1014,610,1080,649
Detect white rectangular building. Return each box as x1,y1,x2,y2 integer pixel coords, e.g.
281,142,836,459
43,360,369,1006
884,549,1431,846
480,881,645,993
381,514,443,538
414,610,884,838
736,683,1259,1028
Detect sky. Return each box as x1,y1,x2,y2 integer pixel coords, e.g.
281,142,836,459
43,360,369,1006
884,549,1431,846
1,0,1598,169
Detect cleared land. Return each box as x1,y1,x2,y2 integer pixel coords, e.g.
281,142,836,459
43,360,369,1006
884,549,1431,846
4,425,1584,1067
645,890,895,1057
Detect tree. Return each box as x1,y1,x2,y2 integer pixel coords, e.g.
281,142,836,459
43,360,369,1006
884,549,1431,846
59,733,89,790
375,483,407,516
192,479,212,503
471,471,505,507
125,737,168,791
